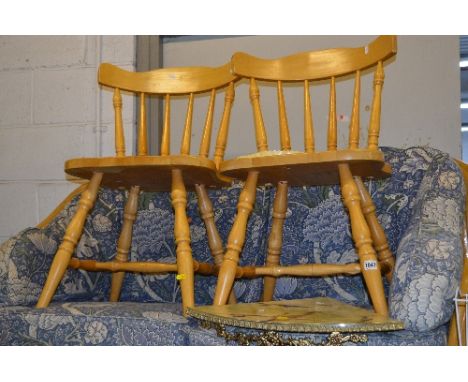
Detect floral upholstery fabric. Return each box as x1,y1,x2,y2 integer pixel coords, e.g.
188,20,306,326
0,189,125,306
0,301,447,346
388,148,465,331
0,146,465,345
118,183,271,305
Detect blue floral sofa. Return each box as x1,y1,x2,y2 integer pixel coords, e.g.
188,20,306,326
0,146,465,345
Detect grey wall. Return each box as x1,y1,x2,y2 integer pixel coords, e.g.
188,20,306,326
163,36,461,159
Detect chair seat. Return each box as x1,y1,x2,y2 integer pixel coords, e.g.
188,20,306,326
219,149,392,186
65,155,229,191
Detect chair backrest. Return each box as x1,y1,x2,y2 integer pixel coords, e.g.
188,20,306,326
98,63,237,166
230,36,397,155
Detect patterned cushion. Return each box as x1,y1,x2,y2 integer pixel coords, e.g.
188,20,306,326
0,188,125,306
0,302,447,345
0,302,189,345
389,148,465,331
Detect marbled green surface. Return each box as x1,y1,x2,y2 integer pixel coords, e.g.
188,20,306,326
187,297,405,333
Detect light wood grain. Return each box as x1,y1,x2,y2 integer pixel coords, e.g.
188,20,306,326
99,63,237,94
113,88,125,157
349,71,361,149
39,61,239,311
161,94,171,155
199,89,216,158
138,93,147,155
277,81,291,150
171,169,194,312
231,36,397,81
220,149,391,186
65,155,230,191
196,184,237,304
37,172,103,308
303,80,314,153
213,82,235,169
327,77,337,151
339,164,387,316
214,171,259,305
368,61,385,150
249,78,269,152
110,186,140,302
262,181,288,301
181,93,194,155
354,177,394,280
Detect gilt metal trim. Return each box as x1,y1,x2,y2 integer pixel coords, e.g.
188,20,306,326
200,320,368,346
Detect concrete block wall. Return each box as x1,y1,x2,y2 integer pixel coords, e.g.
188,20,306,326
0,36,136,243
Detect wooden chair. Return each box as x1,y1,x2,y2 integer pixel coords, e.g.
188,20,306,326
36,63,237,313
213,36,397,316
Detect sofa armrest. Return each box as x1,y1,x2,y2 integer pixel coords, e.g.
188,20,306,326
389,152,466,331
0,187,125,306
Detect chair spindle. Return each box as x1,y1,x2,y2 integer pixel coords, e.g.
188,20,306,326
249,78,268,152
304,80,315,153
327,77,337,151
161,94,171,156
138,93,148,156
277,81,291,150
113,88,125,157
199,89,216,158
349,71,361,149
110,185,140,301
214,82,235,168
262,181,288,302
181,93,194,155
368,61,385,150
171,169,194,311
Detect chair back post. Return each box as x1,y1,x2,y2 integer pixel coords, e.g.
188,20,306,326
181,93,195,155
214,82,235,168
327,77,337,151
303,79,315,153
137,93,148,155
199,89,217,158
368,61,385,150
113,88,125,157
349,70,361,149
161,94,171,155
277,80,291,150
249,78,269,152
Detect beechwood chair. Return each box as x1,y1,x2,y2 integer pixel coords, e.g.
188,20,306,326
213,36,397,316
36,63,238,313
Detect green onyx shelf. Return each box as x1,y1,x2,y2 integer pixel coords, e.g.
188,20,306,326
187,297,405,333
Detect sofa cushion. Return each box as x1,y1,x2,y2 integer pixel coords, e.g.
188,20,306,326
0,188,125,306
0,302,448,346
389,148,465,331
0,302,189,345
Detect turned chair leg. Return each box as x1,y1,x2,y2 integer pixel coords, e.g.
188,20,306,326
171,169,195,314
36,172,103,308
338,164,388,316
354,177,395,282
195,184,237,304
213,171,259,306
109,186,140,302
262,181,288,302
